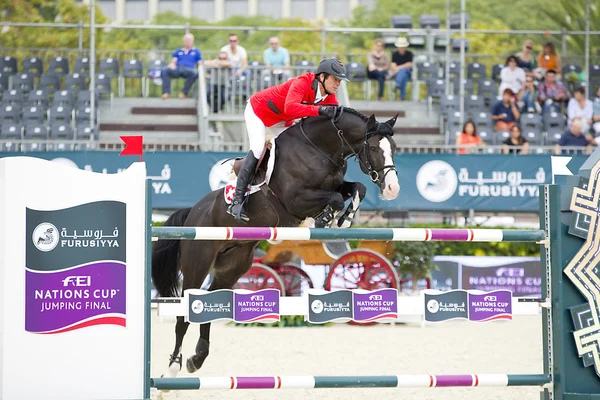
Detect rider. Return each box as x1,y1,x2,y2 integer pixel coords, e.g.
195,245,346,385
227,57,349,223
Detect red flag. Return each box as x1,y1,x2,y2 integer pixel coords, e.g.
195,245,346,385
119,135,143,162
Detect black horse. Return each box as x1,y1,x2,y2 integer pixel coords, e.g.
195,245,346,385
151,107,400,377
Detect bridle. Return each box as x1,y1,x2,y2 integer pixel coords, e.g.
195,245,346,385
299,106,397,186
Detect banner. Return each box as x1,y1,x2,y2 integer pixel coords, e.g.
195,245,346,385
429,256,542,298
0,151,586,212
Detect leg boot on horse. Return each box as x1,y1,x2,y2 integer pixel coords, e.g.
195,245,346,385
227,150,259,223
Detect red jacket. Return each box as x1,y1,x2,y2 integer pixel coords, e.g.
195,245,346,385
249,72,338,127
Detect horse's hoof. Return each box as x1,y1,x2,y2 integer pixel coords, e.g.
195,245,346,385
186,355,205,373
168,353,182,376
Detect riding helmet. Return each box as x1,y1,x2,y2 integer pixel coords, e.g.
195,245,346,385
316,58,349,81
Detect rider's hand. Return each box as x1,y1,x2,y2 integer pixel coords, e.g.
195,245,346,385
318,106,339,119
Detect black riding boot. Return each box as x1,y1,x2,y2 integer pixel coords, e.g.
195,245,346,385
227,151,259,223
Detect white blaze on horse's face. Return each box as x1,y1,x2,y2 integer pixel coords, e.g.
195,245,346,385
379,137,400,200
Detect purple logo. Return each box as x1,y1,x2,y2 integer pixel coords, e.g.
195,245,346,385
233,289,280,323
352,288,398,322
467,290,512,322
25,261,126,334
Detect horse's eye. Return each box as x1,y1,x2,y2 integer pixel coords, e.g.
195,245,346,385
370,146,378,151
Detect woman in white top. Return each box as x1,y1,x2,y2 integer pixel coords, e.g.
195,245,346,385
499,55,526,97
567,86,594,133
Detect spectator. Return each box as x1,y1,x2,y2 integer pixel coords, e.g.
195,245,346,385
491,88,521,131
593,86,600,141
538,69,569,114
220,33,248,78
263,36,291,82
535,41,561,80
367,38,390,101
498,55,526,97
554,117,595,155
502,124,529,154
455,120,485,154
515,40,537,72
204,51,232,113
567,86,594,133
517,73,541,113
390,37,413,101
161,33,203,99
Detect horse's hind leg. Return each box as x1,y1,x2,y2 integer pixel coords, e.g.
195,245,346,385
166,241,217,377
186,241,258,373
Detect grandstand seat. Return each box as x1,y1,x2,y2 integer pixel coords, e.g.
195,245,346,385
39,73,61,93
543,111,566,132
77,90,99,107
22,105,46,123
473,112,494,144
546,125,565,144
416,61,438,82
76,123,98,140
1,89,23,107
491,64,504,83
477,79,498,107
76,104,97,123
464,94,486,117
346,62,366,81
452,78,474,95
49,104,73,123
26,89,51,110
120,59,144,97
0,121,22,152
0,72,9,93
53,90,75,107
0,104,21,123
451,38,469,52
23,121,48,139
74,57,91,77
446,111,463,142
440,95,459,117
23,58,43,77
0,121,22,139
562,64,582,78
522,112,543,131
12,73,34,93
64,73,87,93
495,129,510,144
467,62,486,80
447,62,461,79
93,74,113,100
145,59,167,97
49,122,74,140
0,56,18,75
522,127,542,144
99,58,120,79
294,60,315,75
427,79,446,108
48,57,70,77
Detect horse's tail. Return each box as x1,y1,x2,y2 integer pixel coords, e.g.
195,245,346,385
151,207,192,297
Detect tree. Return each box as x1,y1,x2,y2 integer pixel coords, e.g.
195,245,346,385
541,0,600,58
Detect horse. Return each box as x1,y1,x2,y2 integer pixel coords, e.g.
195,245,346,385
151,107,400,377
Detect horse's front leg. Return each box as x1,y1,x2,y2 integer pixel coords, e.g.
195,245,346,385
333,181,367,228
291,189,345,228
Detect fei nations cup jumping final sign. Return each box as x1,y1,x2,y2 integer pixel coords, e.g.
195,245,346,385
0,157,147,400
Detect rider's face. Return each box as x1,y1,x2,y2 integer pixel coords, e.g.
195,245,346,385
323,75,342,93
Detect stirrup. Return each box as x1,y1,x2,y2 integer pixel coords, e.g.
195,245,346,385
228,200,249,222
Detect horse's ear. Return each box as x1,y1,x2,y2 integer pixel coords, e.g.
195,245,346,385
366,114,377,132
385,113,399,128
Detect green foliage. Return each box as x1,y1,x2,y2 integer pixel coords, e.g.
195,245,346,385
392,241,440,280
540,0,600,58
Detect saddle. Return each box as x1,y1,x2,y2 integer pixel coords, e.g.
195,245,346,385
232,142,272,186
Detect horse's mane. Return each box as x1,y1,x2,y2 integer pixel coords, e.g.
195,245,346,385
340,107,370,123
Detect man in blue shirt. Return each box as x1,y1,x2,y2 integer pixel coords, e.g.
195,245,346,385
262,37,291,82
162,33,203,99
555,117,595,155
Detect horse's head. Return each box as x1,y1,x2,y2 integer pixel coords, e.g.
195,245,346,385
358,114,400,200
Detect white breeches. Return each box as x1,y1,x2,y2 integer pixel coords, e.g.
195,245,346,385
245,101,288,157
